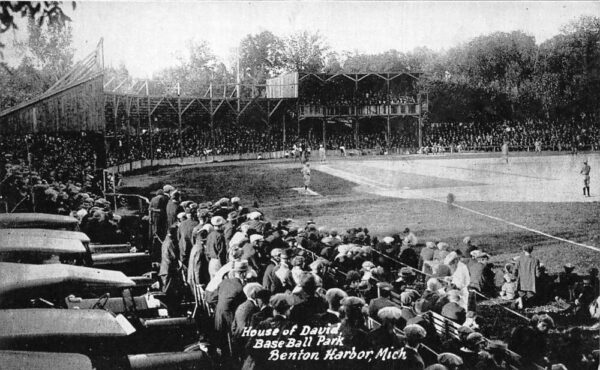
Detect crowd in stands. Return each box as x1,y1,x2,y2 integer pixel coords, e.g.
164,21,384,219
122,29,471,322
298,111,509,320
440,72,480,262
423,119,600,153
108,128,286,166
299,91,417,108
107,127,420,165
148,185,600,370
0,133,113,214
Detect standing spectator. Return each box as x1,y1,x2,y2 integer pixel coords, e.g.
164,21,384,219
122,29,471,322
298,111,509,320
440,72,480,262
149,189,168,245
159,226,184,315
166,190,183,227
206,216,228,278
211,260,249,354
514,245,540,308
178,206,199,267
231,282,263,343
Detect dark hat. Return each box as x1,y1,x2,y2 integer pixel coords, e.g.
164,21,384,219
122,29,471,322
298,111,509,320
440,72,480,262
270,293,294,312
255,289,271,302
403,228,410,233
346,270,361,282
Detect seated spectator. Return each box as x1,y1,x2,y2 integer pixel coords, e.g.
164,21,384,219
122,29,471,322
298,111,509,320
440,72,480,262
475,340,512,370
459,332,488,368
367,306,406,348
397,324,428,370
368,282,396,318
509,314,554,368
441,290,466,323
317,288,347,325
500,273,517,300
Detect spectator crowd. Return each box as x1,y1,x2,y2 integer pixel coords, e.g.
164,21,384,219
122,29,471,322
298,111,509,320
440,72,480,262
423,119,600,154
0,133,113,214
146,185,600,370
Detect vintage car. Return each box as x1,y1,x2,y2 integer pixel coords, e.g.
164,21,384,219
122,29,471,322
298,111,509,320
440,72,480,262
0,350,94,370
0,228,151,275
0,262,135,308
91,252,152,276
0,234,91,265
0,228,91,248
0,309,208,369
0,213,79,230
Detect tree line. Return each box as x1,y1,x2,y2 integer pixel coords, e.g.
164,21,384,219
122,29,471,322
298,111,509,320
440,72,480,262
1,6,598,125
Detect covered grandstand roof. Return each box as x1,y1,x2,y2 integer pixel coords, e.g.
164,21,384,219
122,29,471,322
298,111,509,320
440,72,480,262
0,39,104,118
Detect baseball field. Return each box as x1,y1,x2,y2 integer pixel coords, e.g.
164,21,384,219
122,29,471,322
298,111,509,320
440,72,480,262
121,151,600,274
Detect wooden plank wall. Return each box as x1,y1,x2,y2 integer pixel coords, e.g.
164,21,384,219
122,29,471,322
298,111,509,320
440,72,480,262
0,76,105,134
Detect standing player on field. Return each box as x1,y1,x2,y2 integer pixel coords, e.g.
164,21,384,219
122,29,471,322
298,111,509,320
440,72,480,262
301,163,311,192
501,140,509,164
581,159,591,197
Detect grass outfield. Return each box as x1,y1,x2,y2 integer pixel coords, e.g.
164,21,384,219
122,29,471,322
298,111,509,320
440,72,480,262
121,160,600,274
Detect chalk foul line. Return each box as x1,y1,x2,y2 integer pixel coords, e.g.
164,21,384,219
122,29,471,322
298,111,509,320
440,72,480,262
318,164,600,253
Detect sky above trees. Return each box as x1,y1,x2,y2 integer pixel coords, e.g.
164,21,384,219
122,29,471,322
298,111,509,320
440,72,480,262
2,1,599,78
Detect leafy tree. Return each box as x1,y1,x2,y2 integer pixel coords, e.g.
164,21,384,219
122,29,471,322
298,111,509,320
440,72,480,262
0,1,74,60
238,30,284,84
282,30,328,73
153,40,229,96
0,58,46,110
15,17,74,83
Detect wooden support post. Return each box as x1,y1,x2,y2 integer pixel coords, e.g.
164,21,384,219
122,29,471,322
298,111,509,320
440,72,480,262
178,92,183,158
355,118,360,148
418,115,423,149
146,82,153,163
136,98,141,137
267,100,270,134
126,97,131,152
386,75,391,148
322,116,326,147
296,101,300,138
209,82,215,148
282,112,286,149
